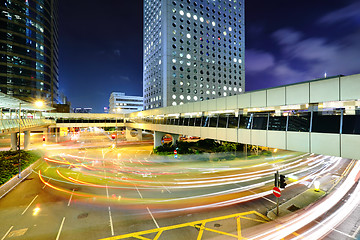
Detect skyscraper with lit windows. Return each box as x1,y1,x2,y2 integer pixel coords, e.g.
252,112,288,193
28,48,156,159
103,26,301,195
143,0,245,110
0,0,60,104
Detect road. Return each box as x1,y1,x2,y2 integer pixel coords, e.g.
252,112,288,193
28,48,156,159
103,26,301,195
0,132,359,240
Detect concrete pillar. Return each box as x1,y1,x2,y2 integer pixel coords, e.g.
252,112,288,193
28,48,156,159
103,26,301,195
55,127,59,143
172,134,179,146
11,132,17,150
24,131,30,150
154,131,166,148
126,127,142,142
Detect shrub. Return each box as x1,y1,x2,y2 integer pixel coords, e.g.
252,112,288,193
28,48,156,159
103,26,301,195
0,150,42,185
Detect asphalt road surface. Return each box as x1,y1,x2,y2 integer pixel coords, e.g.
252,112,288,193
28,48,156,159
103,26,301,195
0,132,359,240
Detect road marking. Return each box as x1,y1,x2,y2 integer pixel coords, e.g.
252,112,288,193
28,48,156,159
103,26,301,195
352,223,360,238
21,195,38,215
248,190,276,204
56,217,65,240
42,178,51,189
108,206,114,236
161,184,171,193
146,207,160,228
134,185,143,199
67,189,75,207
314,220,355,239
1,226,13,240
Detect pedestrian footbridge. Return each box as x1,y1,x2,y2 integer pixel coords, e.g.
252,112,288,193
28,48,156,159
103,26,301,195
41,74,360,159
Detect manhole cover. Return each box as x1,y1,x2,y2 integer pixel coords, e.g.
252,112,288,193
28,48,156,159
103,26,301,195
287,205,300,212
77,213,88,219
214,223,221,228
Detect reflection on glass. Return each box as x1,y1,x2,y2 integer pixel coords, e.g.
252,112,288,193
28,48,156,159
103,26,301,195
209,116,218,127
268,116,287,131
343,115,360,134
239,115,251,129
288,113,311,132
312,113,340,133
252,116,267,130
218,114,228,128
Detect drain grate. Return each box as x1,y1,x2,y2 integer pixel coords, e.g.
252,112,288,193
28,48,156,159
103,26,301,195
287,205,300,212
77,213,88,219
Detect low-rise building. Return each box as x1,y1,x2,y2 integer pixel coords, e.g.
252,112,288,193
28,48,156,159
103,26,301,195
109,92,143,114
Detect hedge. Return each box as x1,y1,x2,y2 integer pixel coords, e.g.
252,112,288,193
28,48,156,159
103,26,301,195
0,150,42,185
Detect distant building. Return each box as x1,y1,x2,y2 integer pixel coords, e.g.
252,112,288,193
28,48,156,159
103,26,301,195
73,107,92,113
109,92,143,114
0,0,60,104
54,103,71,113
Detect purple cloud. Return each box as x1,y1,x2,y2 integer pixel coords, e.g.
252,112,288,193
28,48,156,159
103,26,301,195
246,49,275,72
318,2,360,24
272,28,303,45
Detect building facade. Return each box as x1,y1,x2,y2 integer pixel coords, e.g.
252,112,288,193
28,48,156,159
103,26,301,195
143,0,245,110
109,92,143,114
0,0,59,104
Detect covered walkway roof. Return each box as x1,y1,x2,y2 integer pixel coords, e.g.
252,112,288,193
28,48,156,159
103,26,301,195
0,92,54,111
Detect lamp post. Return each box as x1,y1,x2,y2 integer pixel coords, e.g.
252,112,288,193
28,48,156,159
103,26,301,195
17,102,22,178
18,100,44,178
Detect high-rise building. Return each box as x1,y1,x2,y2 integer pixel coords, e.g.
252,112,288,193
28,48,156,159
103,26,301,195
143,0,245,110
0,0,59,104
109,92,143,114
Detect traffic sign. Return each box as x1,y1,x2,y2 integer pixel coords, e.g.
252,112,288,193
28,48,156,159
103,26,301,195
273,187,281,198
174,150,177,154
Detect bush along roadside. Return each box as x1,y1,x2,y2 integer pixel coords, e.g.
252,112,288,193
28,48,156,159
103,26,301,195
0,150,42,185
153,139,244,155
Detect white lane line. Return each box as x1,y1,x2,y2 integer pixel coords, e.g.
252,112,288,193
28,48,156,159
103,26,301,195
161,184,171,193
67,189,75,207
42,178,51,189
56,217,65,240
249,190,276,204
105,184,114,236
146,207,160,229
352,223,360,238
108,206,114,236
106,184,109,198
134,185,143,199
21,195,38,215
1,226,13,240
314,220,355,239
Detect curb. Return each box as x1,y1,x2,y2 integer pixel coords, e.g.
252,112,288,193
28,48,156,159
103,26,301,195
0,159,41,199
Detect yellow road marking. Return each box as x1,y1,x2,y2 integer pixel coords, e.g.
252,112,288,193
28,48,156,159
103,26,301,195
99,210,268,240
237,217,241,240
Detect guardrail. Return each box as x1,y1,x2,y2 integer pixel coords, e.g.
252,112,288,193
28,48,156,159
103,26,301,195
0,119,55,133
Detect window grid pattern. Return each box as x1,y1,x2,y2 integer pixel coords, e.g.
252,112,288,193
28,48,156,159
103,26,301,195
143,0,245,110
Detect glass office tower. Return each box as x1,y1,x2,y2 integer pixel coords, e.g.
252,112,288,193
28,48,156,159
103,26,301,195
143,0,245,110
0,0,59,104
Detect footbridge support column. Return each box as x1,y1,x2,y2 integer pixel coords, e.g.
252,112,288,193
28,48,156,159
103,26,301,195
11,132,17,150
125,127,142,141
153,131,179,148
24,131,30,150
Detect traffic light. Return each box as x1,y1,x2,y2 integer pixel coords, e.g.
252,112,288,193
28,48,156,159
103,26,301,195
274,172,279,187
279,174,287,188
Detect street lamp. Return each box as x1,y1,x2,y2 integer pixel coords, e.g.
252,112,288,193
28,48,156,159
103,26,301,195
18,100,44,178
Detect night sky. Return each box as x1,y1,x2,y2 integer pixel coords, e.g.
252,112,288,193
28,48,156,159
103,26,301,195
59,0,360,112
